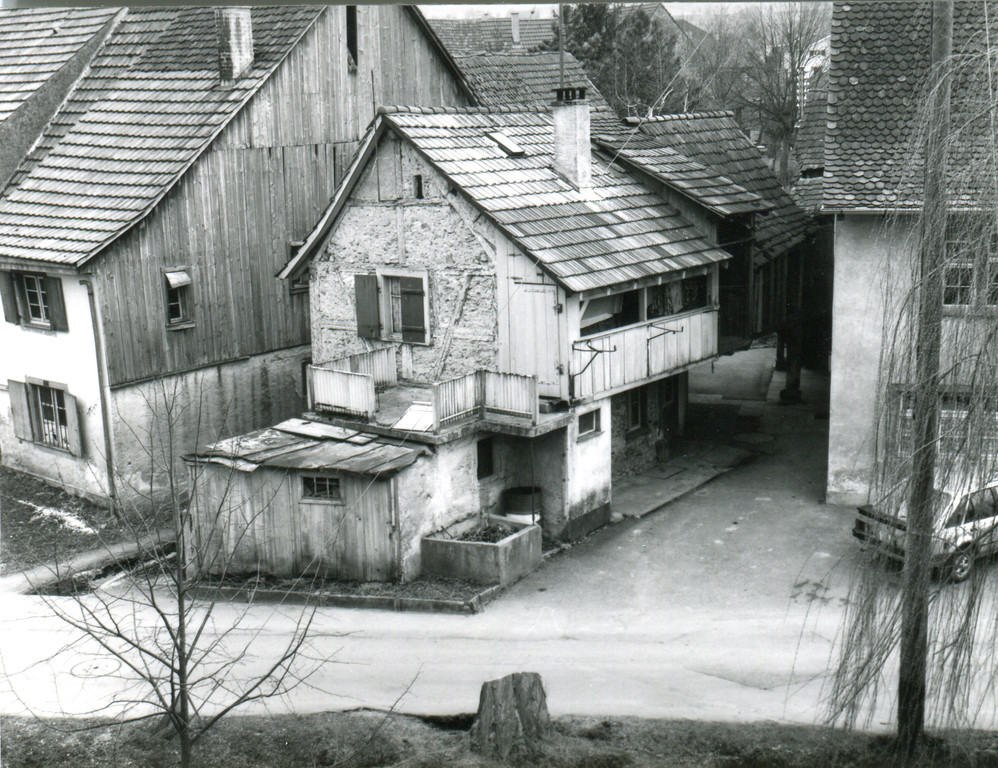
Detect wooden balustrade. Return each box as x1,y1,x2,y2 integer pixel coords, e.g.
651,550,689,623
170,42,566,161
308,365,376,419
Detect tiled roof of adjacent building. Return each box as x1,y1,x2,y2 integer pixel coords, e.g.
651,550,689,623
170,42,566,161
0,8,117,125
791,69,827,213
336,106,734,293
629,112,809,259
0,6,323,266
823,1,998,211
455,52,610,110
428,15,555,54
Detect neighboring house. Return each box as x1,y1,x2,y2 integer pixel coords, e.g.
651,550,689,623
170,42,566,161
0,5,473,506
428,12,555,54
821,2,997,505
189,87,806,582
453,51,611,110
628,112,811,356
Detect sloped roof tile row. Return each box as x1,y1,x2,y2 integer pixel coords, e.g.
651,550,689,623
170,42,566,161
428,16,555,55
455,52,610,110
384,109,734,292
823,1,998,211
0,6,322,265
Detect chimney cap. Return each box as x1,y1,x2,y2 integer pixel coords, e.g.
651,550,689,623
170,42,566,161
553,86,587,104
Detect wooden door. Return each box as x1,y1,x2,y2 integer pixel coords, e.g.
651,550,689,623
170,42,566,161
508,280,561,396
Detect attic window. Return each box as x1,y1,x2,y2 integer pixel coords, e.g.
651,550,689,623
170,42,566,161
487,131,525,157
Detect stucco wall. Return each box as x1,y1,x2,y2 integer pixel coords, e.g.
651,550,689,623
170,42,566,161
561,400,613,537
0,276,109,502
110,345,310,508
311,135,499,382
826,215,899,506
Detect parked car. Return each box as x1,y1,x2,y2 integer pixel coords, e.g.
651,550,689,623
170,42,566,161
852,482,998,582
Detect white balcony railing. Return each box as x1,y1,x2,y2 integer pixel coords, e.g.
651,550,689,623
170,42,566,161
309,365,375,419
323,346,397,386
570,307,719,400
433,371,539,430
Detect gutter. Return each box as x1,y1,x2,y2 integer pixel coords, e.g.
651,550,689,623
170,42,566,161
79,275,118,512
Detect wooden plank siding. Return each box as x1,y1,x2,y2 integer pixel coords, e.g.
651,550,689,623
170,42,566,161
192,463,397,581
571,307,719,400
94,6,470,387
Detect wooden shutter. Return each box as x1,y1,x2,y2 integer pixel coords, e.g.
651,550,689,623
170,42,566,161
0,272,19,324
63,392,82,456
354,273,380,339
7,380,33,440
399,276,426,343
44,275,68,332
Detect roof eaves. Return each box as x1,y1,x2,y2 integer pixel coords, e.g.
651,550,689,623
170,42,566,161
72,6,325,269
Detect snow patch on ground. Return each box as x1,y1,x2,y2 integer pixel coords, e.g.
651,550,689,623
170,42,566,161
17,499,98,534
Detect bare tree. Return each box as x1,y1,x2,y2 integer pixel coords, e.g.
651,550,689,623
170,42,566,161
827,4,998,757
18,378,327,768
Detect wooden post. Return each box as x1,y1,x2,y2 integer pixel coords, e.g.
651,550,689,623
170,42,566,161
899,0,951,759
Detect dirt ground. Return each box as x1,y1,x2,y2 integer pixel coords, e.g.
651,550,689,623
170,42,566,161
3,711,998,768
0,467,125,575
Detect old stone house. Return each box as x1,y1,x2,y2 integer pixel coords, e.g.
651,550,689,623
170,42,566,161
0,5,473,506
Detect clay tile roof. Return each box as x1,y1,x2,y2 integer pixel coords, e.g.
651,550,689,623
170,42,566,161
791,69,827,213
428,16,555,55
454,52,611,110
0,6,322,266
0,7,118,126
383,109,733,293
629,113,809,260
823,1,998,211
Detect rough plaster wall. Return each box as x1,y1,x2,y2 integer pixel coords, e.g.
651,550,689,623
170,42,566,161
110,345,310,508
826,215,897,506
311,136,499,381
564,400,613,524
521,428,568,535
610,379,677,479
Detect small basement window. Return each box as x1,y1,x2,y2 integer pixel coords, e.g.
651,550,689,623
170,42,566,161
578,407,601,438
487,131,525,157
164,269,193,327
302,475,342,502
477,437,495,479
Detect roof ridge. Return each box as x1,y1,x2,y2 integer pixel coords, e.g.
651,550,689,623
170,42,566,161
379,104,550,115
624,110,735,124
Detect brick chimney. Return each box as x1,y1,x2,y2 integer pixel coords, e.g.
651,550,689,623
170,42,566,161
215,7,254,82
510,12,520,45
551,87,591,192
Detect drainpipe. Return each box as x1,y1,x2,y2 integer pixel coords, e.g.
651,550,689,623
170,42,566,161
80,276,119,513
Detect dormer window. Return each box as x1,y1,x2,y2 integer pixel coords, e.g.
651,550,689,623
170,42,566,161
487,131,525,157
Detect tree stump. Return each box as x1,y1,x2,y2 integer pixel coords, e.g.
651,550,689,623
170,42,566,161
469,672,550,761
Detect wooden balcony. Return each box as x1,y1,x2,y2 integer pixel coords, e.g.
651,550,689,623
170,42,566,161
309,349,538,432
570,307,719,400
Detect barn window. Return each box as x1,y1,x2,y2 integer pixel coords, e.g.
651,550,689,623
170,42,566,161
0,271,68,331
164,269,193,328
302,475,342,502
477,437,495,479
413,174,424,199
354,271,429,344
578,407,601,439
6,378,81,455
345,6,358,68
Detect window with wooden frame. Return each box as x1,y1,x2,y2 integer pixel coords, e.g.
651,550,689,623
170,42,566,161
301,474,342,502
164,269,193,328
6,378,81,456
943,232,998,310
0,271,68,331
354,271,429,344
578,407,601,439
625,387,647,433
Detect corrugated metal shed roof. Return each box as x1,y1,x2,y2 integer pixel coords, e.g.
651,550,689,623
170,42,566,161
381,106,733,292
0,8,117,126
194,418,425,476
0,6,322,266
823,1,997,211
630,112,809,259
455,51,610,110
428,16,555,54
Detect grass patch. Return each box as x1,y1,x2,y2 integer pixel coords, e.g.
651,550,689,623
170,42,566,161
4,712,998,768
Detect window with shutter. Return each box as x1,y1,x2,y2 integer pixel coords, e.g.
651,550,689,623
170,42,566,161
0,271,68,331
8,379,82,455
355,271,430,343
399,276,426,343
354,273,380,339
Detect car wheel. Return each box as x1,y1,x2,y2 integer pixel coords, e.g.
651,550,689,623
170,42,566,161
948,546,975,583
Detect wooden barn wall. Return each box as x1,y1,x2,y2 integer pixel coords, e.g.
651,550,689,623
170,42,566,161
192,464,398,581
95,6,471,387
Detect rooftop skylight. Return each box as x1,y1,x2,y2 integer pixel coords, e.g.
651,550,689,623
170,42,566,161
487,131,525,157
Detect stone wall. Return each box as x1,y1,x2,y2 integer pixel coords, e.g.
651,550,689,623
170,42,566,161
311,134,499,382
610,376,683,479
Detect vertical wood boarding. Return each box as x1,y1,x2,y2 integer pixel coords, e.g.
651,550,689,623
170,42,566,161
309,364,375,418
